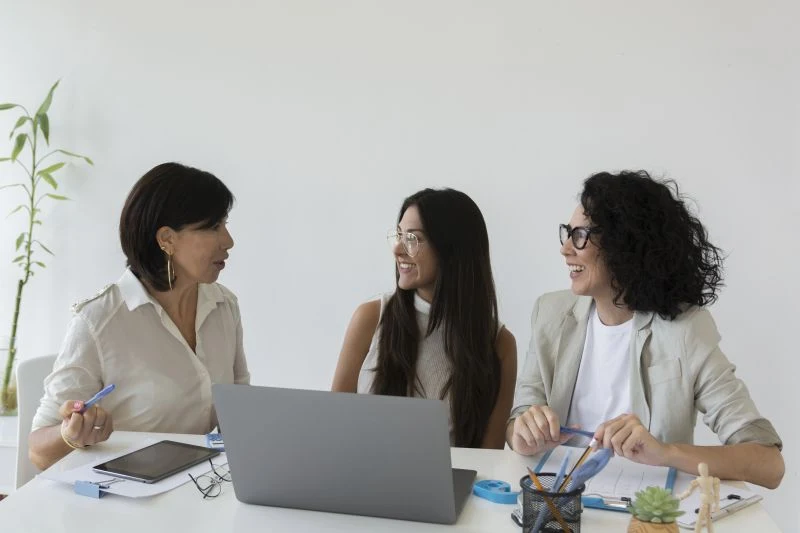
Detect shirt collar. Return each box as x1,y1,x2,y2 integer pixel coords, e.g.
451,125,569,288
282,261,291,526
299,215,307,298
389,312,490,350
118,268,225,313
571,295,654,331
118,268,160,311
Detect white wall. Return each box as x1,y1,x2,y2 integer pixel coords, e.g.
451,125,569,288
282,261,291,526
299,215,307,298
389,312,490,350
1,0,797,529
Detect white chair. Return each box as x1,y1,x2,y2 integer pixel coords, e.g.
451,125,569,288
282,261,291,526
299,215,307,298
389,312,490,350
15,354,56,488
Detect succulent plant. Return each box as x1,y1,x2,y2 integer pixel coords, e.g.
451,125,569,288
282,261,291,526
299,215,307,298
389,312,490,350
627,486,685,523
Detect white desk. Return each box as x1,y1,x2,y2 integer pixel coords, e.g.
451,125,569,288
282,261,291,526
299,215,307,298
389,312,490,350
0,431,780,533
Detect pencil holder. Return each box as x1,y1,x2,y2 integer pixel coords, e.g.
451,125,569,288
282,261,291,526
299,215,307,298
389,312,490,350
519,473,584,533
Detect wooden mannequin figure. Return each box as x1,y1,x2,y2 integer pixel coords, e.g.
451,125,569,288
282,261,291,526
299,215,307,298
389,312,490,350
677,463,720,533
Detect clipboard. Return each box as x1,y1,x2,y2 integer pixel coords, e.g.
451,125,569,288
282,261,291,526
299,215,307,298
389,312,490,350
535,446,677,512
674,473,762,529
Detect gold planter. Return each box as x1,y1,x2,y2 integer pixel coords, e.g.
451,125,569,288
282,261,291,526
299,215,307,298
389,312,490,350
628,517,679,533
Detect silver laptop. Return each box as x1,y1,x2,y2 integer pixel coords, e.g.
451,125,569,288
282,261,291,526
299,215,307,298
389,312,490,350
212,384,476,524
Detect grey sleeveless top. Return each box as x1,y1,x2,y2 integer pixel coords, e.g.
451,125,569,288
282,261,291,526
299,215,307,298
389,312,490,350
357,292,503,445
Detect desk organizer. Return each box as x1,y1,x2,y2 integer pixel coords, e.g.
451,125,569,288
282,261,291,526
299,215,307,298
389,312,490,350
519,473,584,533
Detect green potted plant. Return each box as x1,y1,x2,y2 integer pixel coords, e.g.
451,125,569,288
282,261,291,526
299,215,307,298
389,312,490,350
627,486,685,533
0,80,92,415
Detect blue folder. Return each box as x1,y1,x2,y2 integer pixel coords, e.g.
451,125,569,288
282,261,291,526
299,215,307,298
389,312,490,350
534,448,677,512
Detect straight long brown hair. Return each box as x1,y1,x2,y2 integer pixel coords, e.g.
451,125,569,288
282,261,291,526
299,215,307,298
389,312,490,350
370,188,501,448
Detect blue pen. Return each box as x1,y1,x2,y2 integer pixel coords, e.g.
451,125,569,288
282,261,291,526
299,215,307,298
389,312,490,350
559,426,595,439
79,384,115,413
552,449,572,492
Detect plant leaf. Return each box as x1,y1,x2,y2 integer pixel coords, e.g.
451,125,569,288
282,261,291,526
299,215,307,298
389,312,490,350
0,183,25,191
33,261,46,268
11,133,27,161
35,80,60,117
39,172,58,189
39,113,50,144
10,116,29,139
38,162,65,175
8,205,26,216
0,103,19,111
55,149,93,165
0,157,11,162
46,193,69,201
15,233,25,251
35,240,54,255
12,255,25,263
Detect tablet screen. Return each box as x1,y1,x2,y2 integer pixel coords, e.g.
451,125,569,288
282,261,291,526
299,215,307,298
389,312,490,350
93,440,220,483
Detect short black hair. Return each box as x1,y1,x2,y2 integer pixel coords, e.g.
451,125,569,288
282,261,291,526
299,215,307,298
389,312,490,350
119,162,234,291
581,170,724,319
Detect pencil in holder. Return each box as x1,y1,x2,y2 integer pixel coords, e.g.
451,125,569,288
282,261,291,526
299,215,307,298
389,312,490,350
519,473,584,533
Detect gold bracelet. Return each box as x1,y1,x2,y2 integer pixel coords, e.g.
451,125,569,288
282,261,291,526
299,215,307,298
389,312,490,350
60,423,85,450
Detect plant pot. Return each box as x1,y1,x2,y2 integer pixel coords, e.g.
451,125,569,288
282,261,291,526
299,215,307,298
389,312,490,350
0,337,17,416
0,380,17,416
0,374,17,416
628,517,679,533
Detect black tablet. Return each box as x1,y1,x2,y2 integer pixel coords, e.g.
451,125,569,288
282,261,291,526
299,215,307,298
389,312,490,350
92,440,220,483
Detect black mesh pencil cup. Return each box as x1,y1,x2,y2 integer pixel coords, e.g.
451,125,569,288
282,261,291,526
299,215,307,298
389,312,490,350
519,473,584,533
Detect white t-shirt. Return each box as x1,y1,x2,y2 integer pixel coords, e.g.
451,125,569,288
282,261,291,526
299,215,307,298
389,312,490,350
566,305,633,443
32,269,251,433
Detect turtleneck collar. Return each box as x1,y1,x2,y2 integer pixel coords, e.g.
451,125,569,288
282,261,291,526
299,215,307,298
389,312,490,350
414,292,431,315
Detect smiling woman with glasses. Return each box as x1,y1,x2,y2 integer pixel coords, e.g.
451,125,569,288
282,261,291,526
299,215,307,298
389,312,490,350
507,170,784,489
332,188,517,449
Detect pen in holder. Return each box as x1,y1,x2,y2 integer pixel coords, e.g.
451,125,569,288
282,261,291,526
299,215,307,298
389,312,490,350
520,473,585,533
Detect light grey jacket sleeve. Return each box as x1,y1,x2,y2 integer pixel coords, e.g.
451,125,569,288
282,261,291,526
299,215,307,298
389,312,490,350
681,308,782,449
509,297,546,420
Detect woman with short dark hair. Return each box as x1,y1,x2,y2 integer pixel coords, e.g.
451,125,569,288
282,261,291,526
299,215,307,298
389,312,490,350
332,188,517,449
29,162,250,470
508,170,784,488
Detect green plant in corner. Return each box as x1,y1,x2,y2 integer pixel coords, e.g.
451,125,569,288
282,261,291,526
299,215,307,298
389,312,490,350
0,81,92,415
627,486,685,533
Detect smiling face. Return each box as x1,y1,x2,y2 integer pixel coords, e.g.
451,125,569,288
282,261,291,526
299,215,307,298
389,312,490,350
560,205,615,302
159,218,234,286
393,205,439,302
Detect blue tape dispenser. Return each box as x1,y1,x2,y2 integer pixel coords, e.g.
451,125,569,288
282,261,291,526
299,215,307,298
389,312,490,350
472,479,520,504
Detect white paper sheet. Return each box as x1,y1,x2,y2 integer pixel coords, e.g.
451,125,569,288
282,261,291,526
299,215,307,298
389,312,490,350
537,445,672,499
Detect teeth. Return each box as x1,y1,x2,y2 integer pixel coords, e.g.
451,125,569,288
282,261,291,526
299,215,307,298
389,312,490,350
399,263,414,269
569,265,585,272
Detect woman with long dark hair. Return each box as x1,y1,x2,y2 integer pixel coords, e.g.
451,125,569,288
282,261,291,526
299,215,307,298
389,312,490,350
332,188,516,448
508,170,784,488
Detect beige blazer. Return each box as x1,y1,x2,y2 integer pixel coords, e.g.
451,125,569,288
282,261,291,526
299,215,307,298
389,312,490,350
511,290,781,448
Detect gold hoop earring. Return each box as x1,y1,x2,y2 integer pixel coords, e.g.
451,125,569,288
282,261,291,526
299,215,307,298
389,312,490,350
166,253,174,291
161,247,174,291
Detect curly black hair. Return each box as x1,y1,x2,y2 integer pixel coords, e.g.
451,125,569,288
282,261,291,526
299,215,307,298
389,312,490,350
580,170,724,319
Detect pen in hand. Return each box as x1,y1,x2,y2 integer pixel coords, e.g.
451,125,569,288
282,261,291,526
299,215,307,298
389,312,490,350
78,384,116,413
560,425,599,448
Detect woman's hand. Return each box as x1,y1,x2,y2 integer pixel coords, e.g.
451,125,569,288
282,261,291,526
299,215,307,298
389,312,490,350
59,400,114,448
509,405,571,455
594,413,667,466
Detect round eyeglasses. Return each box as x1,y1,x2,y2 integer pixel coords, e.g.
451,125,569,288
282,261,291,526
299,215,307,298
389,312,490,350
559,224,599,250
188,460,231,499
386,230,423,257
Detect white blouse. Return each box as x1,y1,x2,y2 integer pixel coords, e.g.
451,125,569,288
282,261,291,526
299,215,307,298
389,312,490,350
32,269,250,433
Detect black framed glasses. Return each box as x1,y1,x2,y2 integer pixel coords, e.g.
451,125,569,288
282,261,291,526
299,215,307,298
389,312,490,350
188,460,231,499
386,229,425,257
559,224,599,250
